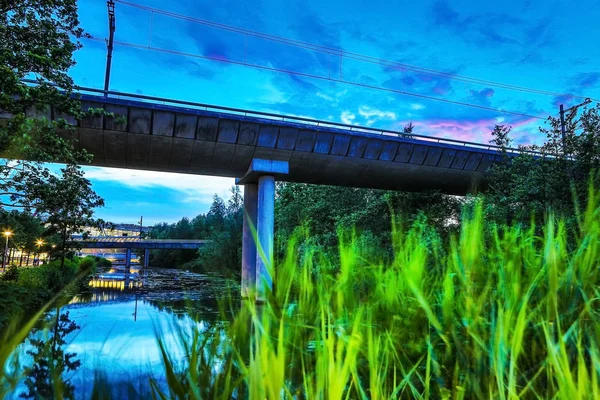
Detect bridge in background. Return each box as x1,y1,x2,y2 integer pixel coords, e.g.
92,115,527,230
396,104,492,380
5,84,540,302
71,236,207,269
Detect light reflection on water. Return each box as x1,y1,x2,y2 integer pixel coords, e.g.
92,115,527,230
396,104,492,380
11,269,236,399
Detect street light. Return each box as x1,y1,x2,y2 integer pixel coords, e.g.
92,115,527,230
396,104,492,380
35,239,44,266
2,231,12,271
559,97,592,156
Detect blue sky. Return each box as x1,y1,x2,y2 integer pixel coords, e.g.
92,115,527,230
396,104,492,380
70,0,600,225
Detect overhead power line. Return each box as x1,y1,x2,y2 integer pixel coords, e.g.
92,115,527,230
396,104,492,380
114,0,598,102
87,36,546,120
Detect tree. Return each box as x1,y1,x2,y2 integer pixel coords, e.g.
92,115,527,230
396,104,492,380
34,164,104,268
0,210,45,267
227,186,243,216
274,183,462,264
148,187,245,275
1,0,92,212
485,103,600,229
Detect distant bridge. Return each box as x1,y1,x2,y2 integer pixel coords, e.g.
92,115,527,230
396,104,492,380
71,236,208,249
71,236,207,269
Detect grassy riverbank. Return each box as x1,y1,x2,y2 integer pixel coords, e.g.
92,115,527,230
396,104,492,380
150,195,600,399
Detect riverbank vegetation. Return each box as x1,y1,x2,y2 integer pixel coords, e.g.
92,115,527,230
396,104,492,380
0,256,108,334
146,187,600,399
4,188,599,399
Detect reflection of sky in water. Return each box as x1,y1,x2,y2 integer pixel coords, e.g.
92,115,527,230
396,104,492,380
8,269,236,399
68,298,208,397
10,295,211,399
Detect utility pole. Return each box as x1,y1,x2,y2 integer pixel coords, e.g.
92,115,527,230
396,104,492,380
139,216,143,238
559,98,592,158
104,0,116,96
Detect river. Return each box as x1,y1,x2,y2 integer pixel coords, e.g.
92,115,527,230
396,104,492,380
10,268,238,399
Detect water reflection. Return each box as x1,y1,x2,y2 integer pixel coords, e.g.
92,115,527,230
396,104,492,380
87,278,143,291
12,269,237,399
21,309,81,400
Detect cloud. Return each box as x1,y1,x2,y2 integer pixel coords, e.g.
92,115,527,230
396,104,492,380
358,106,396,120
82,167,235,204
470,88,495,106
569,72,600,91
430,2,524,47
552,94,575,108
341,111,356,124
409,116,541,145
432,0,460,26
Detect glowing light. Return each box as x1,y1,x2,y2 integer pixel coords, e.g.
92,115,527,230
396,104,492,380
3,231,12,237
36,239,44,246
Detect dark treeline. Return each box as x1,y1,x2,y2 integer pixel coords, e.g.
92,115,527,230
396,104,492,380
149,184,464,274
149,187,243,274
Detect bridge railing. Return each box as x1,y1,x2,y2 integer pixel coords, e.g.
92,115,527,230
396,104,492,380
20,79,546,157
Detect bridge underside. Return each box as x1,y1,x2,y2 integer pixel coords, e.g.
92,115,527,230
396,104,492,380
45,93,504,195
68,126,489,194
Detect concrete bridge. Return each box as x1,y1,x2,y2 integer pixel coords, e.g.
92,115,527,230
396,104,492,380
71,236,207,270
7,85,539,301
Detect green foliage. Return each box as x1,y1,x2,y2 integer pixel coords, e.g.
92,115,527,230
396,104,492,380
0,0,93,212
33,164,105,268
149,187,243,275
144,186,600,399
0,256,107,334
1,265,19,282
149,183,460,277
485,103,600,228
0,210,45,255
1,1,105,258
275,183,462,264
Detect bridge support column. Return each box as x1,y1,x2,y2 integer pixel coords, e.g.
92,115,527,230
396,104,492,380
241,183,258,298
125,248,132,273
256,175,275,303
237,159,289,303
125,248,132,287
144,249,149,268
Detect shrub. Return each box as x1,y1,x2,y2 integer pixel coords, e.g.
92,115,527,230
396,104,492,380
1,266,19,282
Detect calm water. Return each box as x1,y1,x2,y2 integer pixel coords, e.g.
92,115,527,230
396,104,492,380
11,269,238,399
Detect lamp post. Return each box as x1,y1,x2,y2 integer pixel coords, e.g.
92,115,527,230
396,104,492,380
36,239,44,266
2,231,12,271
559,98,592,157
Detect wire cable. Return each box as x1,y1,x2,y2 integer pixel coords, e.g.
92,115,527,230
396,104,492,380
87,36,546,120
113,0,599,102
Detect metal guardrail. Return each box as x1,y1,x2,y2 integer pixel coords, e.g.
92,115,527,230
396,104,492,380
20,79,545,156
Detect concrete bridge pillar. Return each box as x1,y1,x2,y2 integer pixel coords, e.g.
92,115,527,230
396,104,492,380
237,159,289,303
125,248,132,288
241,183,258,298
144,249,149,268
256,175,275,302
125,248,132,273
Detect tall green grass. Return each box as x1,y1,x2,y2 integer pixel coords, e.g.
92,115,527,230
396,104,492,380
3,193,600,399
152,192,600,399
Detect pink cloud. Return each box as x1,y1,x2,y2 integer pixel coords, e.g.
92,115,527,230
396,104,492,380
393,117,540,145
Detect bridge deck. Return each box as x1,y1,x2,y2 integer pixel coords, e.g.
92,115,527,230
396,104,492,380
72,237,207,249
